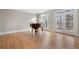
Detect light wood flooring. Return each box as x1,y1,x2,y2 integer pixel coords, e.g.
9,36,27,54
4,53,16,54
0,31,79,49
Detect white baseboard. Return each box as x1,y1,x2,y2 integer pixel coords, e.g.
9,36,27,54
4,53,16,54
0,29,29,35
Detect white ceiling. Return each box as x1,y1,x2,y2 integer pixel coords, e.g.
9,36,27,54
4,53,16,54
16,9,51,14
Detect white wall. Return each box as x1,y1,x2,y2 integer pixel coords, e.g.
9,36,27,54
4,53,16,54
49,10,56,31
0,9,35,33
77,10,79,35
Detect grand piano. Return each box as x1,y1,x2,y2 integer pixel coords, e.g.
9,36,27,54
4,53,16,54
30,23,43,35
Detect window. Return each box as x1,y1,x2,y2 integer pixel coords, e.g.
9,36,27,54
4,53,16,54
66,14,73,30
40,14,50,29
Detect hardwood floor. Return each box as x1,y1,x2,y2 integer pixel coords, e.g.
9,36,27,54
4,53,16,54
0,31,79,49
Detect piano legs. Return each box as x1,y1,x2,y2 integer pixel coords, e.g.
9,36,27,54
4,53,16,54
35,29,38,35
31,28,37,35
31,27,43,35
41,27,43,32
